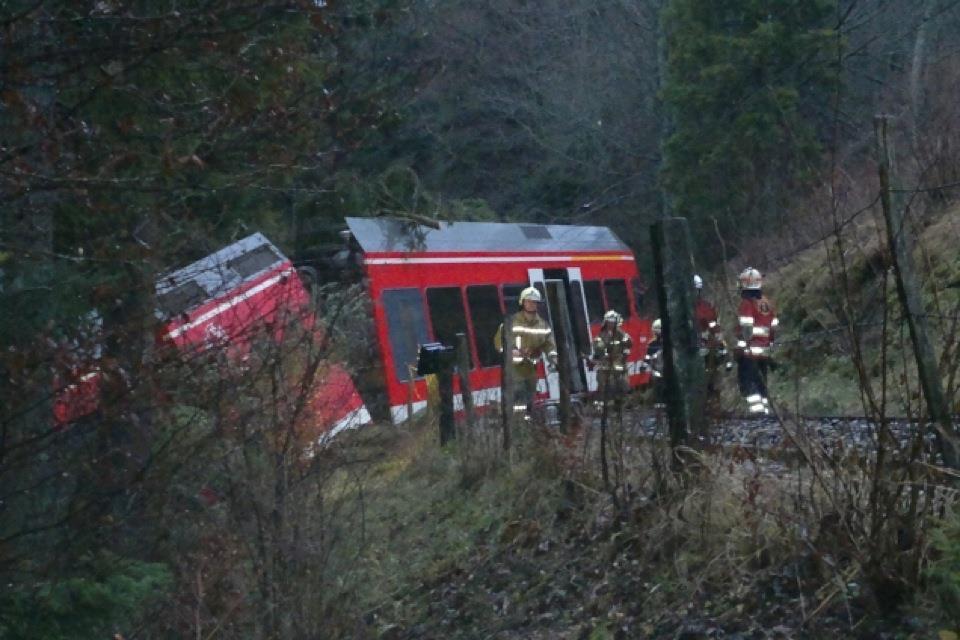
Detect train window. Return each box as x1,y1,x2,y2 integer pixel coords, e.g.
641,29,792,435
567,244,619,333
583,280,604,323
467,285,503,368
502,283,527,311
426,287,473,368
228,245,281,279
603,279,631,318
158,281,207,317
382,288,430,382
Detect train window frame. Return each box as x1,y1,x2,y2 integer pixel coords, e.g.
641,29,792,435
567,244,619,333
466,284,503,369
227,244,281,279
158,280,207,318
381,288,431,383
501,283,527,313
603,278,632,318
425,286,474,369
582,279,605,324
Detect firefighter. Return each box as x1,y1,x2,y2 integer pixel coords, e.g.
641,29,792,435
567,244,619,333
693,274,732,407
643,318,665,409
494,286,558,416
734,267,778,415
592,309,632,405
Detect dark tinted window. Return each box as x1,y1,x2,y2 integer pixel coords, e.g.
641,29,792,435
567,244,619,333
467,285,503,368
502,283,526,312
603,279,631,318
382,288,430,382
158,281,207,317
228,245,281,279
426,287,472,367
568,281,592,353
583,280,604,323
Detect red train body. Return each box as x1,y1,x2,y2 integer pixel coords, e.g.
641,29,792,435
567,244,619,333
346,218,653,424
54,233,370,440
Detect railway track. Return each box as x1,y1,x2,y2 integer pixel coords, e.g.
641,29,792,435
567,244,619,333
624,410,946,461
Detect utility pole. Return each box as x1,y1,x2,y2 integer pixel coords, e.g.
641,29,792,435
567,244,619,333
650,218,707,460
875,115,959,469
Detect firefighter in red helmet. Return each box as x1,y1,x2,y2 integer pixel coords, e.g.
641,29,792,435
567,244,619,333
693,274,732,411
734,267,777,415
494,286,558,417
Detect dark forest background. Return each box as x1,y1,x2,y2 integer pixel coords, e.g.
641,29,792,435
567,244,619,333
4,1,960,638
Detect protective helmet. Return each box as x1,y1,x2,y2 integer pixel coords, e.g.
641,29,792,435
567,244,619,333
738,267,762,291
652,318,661,335
603,309,622,326
693,274,703,290
518,286,542,306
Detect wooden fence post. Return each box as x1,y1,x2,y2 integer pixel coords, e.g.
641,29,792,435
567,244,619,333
875,115,959,469
406,364,416,425
650,218,707,458
438,358,455,446
501,314,514,451
456,333,475,430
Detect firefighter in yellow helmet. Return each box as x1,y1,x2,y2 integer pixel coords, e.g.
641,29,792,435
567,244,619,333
592,309,632,404
494,286,558,415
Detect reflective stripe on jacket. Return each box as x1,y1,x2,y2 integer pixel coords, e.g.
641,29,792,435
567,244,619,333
592,328,632,373
735,296,777,359
494,312,558,380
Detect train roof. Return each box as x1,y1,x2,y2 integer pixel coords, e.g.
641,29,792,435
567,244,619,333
155,232,288,318
345,217,630,254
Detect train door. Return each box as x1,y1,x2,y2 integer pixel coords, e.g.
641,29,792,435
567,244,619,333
527,268,592,400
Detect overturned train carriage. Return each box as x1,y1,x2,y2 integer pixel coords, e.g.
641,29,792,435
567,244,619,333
56,233,371,442
346,217,653,424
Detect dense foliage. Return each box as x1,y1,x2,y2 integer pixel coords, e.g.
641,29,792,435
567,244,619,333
3,0,960,637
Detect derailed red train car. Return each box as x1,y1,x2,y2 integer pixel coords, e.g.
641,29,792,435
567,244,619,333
346,217,653,424
55,233,371,441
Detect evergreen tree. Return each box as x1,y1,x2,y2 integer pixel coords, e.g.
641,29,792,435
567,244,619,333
660,0,836,260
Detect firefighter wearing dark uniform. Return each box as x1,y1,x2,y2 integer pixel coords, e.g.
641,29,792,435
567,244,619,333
734,267,778,415
592,309,632,403
494,286,558,415
643,318,665,409
693,274,732,407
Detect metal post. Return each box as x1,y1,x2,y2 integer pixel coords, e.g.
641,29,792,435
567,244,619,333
875,115,959,469
553,286,573,433
407,364,415,425
438,361,455,446
650,218,707,457
456,333,475,430
501,314,514,451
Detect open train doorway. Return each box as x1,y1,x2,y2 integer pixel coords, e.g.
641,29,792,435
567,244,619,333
527,268,592,400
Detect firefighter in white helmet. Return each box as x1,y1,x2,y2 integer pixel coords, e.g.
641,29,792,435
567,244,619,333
734,267,778,416
592,309,632,404
494,286,558,416
643,317,665,409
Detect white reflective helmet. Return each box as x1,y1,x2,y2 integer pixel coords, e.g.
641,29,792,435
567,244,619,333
693,274,703,290
738,267,762,291
652,318,662,335
518,286,542,306
603,309,622,326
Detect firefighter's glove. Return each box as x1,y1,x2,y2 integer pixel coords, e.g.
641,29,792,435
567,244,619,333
724,360,734,372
